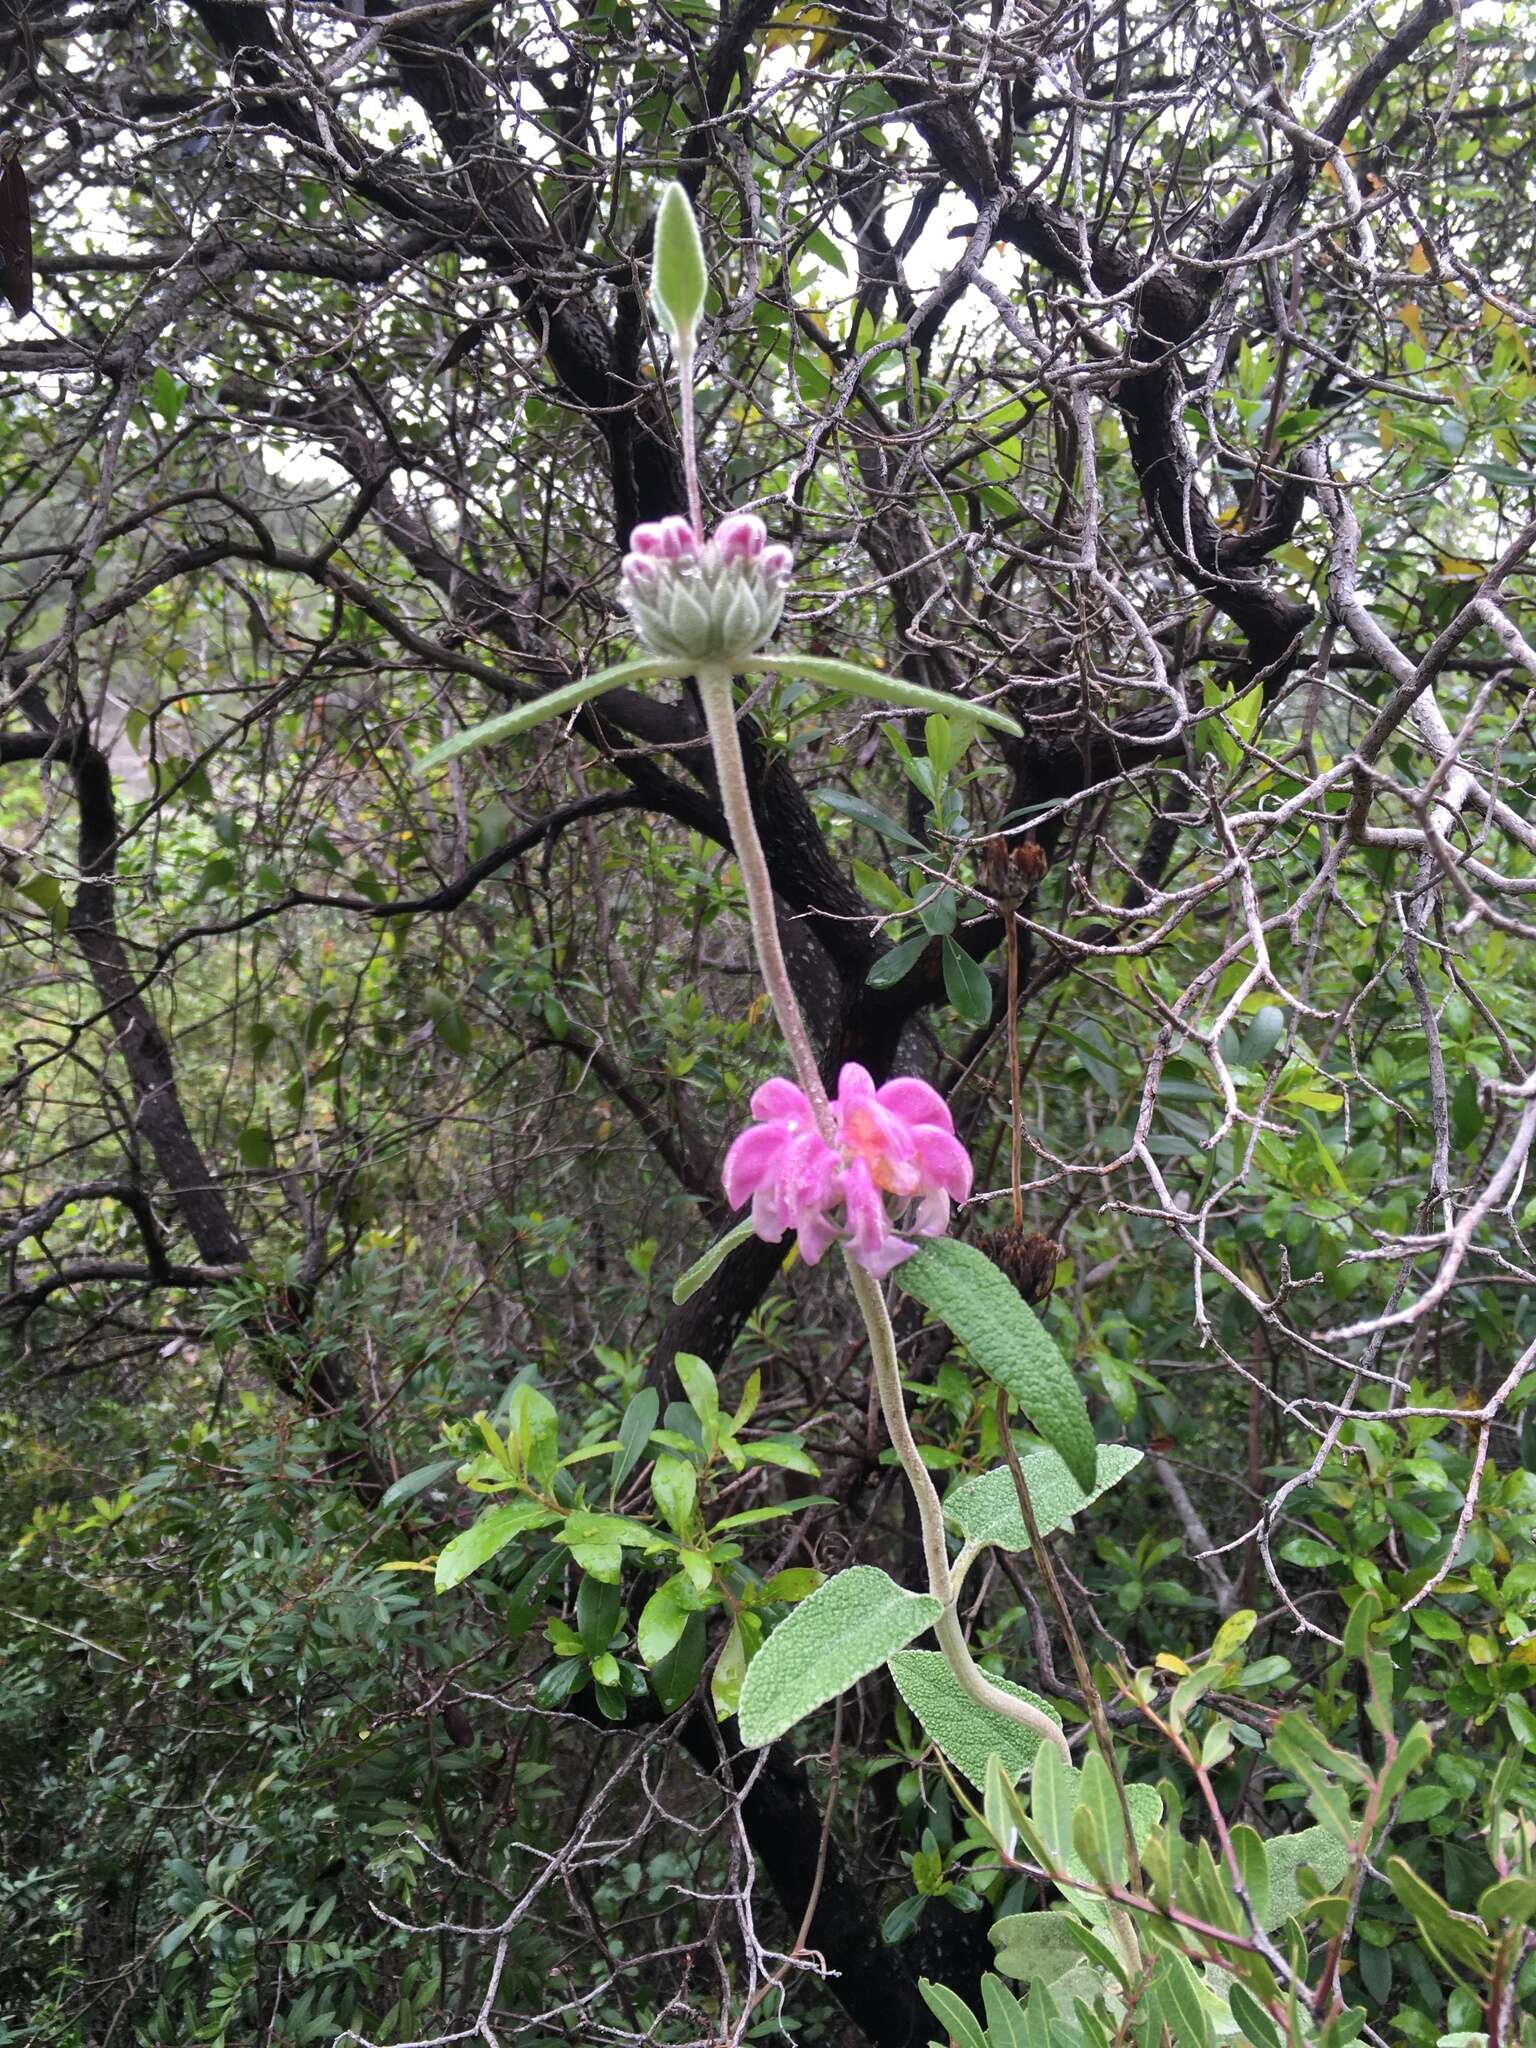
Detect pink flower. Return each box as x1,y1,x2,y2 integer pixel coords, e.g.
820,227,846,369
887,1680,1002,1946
627,515,699,561
722,1063,972,1277
714,512,767,562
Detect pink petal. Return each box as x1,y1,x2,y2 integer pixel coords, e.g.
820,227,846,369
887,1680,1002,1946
751,1076,809,1122
723,1123,792,1208
760,544,793,580
833,1063,877,1115
875,1075,955,1134
911,1126,973,1201
713,513,766,561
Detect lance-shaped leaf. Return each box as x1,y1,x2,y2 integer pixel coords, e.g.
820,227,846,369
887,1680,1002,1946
417,656,676,771
672,1216,757,1304
737,1565,940,1747
743,653,1023,738
898,1239,1097,1491
945,1445,1142,1555
888,1647,1060,1791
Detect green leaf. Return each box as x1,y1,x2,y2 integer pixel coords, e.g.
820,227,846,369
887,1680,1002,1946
651,1610,708,1713
866,932,931,989
609,1387,659,1497
887,1648,1061,1791
981,1973,1032,2048
1146,1953,1212,2048
1263,1826,1350,1930
652,180,708,344
745,653,1023,737
672,1218,757,1303
1077,1749,1127,1885
737,1566,942,1747
944,1445,1142,1554
941,937,993,1027
380,1457,457,1509
435,1502,559,1593
1387,1857,1492,1970
416,657,676,771
1227,1982,1284,2048
1230,1822,1271,1930
675,1353,719,1438
812,784,928,853
897,1240,1098,1490
919,1980,989,2048
637,1575,700,1665
650,1454,697,1535
150,364,186,428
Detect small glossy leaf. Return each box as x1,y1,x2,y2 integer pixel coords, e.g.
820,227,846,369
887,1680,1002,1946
609,1387,659,1497
737,1566,941,1747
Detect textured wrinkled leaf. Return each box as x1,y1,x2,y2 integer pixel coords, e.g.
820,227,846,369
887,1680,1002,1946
944,1445,1142,1554
417,657,675,770
1263,1826,1350,1930
672,1218,756,1303
888,1648,1061,1791
652,180,708,342
435,1501,559,1593
737,1566,941,1747
745,653,1023,737
988,1913,1082,1987
898,1240,1097,1490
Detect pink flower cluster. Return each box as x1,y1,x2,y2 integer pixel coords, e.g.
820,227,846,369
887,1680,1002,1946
624,512,791,581
723,1063,972,1278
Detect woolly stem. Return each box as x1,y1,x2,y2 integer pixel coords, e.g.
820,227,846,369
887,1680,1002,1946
696,666,832,1140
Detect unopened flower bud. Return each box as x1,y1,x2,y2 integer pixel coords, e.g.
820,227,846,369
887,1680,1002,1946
620,513,795,662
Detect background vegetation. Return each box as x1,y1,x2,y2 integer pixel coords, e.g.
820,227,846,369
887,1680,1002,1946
2,0,1535,2041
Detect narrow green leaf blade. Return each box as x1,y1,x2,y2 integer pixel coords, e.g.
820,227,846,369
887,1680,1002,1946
745,653,1023,737
919,1980,989,2048
888,1648,1061,1791
898,1239,1097,1490
672,1217,757,1303
942,936,994,1027
417,657,675,771
737,1566,941,1746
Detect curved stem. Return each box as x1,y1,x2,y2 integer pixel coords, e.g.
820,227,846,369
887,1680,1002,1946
697,665,1069,1769
696,666,833,1139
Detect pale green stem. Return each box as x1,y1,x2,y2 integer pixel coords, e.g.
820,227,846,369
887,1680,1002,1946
696,667,833,1139
697,663,1068,1765
675,336,705,544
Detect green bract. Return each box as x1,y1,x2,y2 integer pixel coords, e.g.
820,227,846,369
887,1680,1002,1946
651,181,708,345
